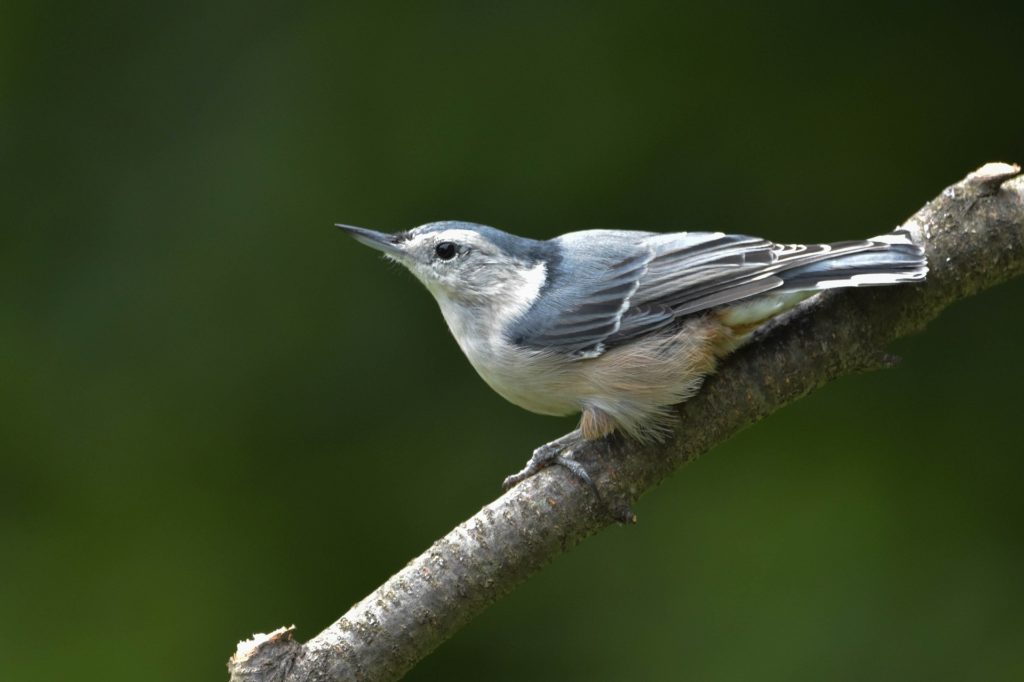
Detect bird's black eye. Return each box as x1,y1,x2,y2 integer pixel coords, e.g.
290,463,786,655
434,241,458,261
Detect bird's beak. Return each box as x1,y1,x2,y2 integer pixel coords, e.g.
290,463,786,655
336,224,405,257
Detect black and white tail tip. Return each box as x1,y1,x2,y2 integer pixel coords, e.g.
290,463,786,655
783,228,928,293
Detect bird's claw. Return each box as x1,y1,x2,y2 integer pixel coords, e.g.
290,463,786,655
501,430,636,523
501,447,597,495
501,439,565,490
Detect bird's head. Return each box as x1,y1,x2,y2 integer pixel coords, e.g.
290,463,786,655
338,221,548,314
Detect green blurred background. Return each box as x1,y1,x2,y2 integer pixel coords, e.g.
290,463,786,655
3,1,1023,679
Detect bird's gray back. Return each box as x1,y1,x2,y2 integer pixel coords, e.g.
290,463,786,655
507,227,925,358
510,229,734,356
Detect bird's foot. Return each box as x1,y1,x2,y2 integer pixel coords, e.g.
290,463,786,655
501,430,598,496
501,430,638,524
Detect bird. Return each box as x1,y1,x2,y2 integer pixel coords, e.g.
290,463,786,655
338,221,927,491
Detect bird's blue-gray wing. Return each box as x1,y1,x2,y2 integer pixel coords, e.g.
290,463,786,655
509,229,906,357
509,244,654,356
508,230,770,356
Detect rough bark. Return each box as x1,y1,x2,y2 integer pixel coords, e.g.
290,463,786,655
229,163,1024,682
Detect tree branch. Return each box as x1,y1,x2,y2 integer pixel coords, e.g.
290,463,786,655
229,163,1024,682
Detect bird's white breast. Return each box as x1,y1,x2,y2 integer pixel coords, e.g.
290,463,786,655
433,261,581,416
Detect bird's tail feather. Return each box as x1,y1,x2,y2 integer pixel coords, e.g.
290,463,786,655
715,229,928,337
777,228,927,292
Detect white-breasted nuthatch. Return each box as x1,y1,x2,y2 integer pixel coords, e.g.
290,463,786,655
339,221,927,490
